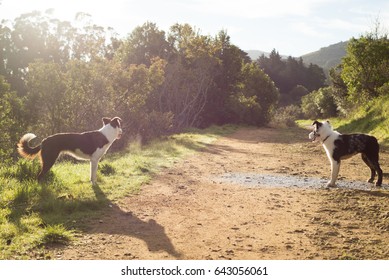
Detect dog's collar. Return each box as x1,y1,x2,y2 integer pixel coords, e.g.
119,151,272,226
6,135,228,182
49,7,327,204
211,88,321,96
322,135,330,143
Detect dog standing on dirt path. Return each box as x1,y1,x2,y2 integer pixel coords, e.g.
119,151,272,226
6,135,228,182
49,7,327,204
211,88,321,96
309,120,383,187
17,117,122,184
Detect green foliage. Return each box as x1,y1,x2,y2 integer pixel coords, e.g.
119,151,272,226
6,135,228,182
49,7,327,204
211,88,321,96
341,31,389,102
272,105,302,127
328,64,350,115
257,49,326,106
227,62,279,126
301,87,337,119
334,92,389,145
0,76,24,163
228,92,263,125
282,85,309,106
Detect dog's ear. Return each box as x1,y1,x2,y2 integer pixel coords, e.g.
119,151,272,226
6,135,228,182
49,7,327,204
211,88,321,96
325,120,332,129
102,117,111,125
312,120,321,128
110,117,122,128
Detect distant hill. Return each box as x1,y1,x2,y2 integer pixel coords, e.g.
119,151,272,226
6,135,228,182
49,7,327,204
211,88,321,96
246,41,348,73
301,41,348,71
246,50,288,60
246,50,269,60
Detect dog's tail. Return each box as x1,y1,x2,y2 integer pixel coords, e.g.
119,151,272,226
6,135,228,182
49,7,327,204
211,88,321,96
17,133,41,159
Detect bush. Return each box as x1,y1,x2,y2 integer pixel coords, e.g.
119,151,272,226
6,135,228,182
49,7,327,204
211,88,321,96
272,105,302,127
301,87,337,119
227,93,263,125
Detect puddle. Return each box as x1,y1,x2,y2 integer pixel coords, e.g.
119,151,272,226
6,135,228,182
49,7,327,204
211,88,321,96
214,172,388,190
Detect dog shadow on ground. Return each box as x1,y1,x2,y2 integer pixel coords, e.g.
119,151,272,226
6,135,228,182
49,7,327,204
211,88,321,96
91,183,181,258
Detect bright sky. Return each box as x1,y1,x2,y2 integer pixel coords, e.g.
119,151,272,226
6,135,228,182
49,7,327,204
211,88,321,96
0,0,388,56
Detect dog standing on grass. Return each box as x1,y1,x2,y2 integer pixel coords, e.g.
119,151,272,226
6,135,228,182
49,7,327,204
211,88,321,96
17,117,122,184
309,120,383,187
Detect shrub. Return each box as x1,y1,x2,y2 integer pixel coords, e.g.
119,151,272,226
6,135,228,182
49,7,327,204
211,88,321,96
272,105,302,127
301,87,337,119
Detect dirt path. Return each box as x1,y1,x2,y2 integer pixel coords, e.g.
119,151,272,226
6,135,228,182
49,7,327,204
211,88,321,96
52,127,389,260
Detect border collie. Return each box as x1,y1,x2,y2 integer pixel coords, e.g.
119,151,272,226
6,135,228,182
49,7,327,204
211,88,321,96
17,117,122,184
309,120,383,187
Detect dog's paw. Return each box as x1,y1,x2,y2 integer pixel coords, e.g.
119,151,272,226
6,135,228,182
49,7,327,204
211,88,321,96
367,178,375,184
326,182,336,188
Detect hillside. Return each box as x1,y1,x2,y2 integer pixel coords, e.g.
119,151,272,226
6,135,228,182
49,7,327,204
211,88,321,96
247,41,348,72
246,50,288,60
334,94,389,146
301,41,348,71
246,50,269,60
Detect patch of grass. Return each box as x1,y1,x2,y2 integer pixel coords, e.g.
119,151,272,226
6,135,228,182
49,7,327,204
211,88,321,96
0,125,237,259
41,224,73,245
99,163,116,176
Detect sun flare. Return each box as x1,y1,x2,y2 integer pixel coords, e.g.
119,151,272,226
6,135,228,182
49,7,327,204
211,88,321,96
1,0,104,23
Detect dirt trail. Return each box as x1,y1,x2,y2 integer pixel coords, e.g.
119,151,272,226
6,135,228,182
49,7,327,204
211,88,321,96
52,127,389,260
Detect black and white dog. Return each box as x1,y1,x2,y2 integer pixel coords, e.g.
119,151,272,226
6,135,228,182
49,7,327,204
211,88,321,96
17,117,122,184
309,120,383,187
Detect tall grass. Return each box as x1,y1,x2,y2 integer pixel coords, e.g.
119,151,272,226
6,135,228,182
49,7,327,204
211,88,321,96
0,125,237,259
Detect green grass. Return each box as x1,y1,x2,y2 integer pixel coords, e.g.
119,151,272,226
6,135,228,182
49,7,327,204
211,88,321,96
297,95,389,147
0,124,237,259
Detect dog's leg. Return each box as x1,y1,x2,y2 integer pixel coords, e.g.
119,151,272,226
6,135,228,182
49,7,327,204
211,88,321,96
90,159,99,185
364,151,383,187
376,165,383,187
38,150,59,181
368,139,383,186
372,160,383,187
362,153,376,183
327,159,340,187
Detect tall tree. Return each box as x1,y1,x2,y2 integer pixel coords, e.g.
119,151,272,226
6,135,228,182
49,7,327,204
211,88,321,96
117,22,170,66
228,62,279,125
341,31,389,101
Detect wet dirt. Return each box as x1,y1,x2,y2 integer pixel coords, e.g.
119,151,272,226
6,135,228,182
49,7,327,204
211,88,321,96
50,126,389,260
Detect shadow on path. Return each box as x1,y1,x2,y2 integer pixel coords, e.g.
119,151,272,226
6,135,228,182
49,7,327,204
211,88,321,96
89,183,181,258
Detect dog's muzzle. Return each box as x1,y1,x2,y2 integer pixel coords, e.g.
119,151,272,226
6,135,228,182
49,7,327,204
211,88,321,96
309,131,318,142
117,128,123,139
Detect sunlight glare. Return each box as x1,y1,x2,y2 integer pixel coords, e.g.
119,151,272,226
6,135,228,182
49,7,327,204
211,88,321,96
1,0,109,22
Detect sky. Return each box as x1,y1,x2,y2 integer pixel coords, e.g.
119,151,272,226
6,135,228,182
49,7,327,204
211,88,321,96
0,0,388,57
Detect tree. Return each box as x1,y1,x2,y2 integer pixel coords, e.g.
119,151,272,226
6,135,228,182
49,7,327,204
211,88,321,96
341,30,389,101
257,50,326,106
301,87,337,119
329,64,349,115
26,61,67,134
202,30,249,125
228,62,279,125
117,22,170,66
155,24,220,129
0,76,24,162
